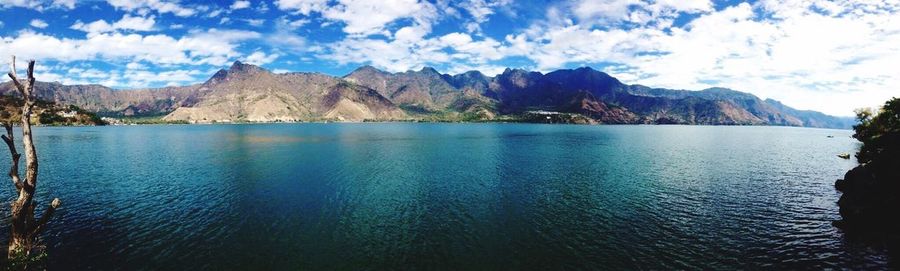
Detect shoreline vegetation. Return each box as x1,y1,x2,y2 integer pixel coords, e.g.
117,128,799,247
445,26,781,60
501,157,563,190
834,97,899,247
90,105,855,128
1,95,104,126
91,112,856,128
0,93,854,129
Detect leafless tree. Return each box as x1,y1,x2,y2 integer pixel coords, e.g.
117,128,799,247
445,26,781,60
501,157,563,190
3,56,60,259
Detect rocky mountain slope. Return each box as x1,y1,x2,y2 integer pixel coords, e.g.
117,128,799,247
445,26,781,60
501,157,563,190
0,81,203,117
163,62,405,122
0,62,854,128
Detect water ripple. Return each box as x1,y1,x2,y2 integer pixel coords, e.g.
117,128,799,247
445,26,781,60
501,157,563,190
0,124,887,269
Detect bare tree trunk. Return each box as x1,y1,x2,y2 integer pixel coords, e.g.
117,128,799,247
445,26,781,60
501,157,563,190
3,56,61,259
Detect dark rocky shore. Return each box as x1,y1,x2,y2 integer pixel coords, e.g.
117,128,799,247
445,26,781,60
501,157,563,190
833,97,899,263
834,165,899,233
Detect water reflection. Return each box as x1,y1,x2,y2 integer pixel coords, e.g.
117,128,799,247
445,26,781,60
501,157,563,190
0,124,889,269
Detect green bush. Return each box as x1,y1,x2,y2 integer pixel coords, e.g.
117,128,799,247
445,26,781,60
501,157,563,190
853,98,900,174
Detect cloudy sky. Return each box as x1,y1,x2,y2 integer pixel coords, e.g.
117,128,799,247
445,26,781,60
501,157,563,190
0,0,898,116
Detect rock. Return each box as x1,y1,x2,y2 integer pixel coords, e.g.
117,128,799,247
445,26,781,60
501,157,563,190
841,165,876,192
835,178,847,191
834,164,898,234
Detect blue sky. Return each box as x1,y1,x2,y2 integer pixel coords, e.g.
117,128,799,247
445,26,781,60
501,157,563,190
1,0,898,116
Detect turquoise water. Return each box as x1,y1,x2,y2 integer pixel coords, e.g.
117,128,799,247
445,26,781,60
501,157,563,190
0,124,891,269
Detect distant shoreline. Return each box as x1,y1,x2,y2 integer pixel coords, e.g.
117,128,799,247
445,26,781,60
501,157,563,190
47,120,855,131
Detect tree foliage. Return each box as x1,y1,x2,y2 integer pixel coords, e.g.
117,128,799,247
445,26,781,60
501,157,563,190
852,98,900,174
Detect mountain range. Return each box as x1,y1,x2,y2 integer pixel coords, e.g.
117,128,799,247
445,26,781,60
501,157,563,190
0,61,855,129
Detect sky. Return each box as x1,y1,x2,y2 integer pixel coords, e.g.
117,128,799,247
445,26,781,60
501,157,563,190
0,0,898,116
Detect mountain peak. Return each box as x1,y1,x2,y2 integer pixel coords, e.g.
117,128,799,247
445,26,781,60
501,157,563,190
560,66,610,78
347,65,389,77
419,66,440,75
356,65,381,72
229,61,264,73
461,70,485,77
203,61,267,86
701,87,736,92
545,66,617,82
501,67,535,76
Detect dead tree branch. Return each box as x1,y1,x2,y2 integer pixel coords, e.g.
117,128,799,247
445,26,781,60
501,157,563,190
4,55,61,258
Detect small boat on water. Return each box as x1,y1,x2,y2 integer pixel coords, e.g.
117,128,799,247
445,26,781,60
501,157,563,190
838,153,851,159
827,135,834,138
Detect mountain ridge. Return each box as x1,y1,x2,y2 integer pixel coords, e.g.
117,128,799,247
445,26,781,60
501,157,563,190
0,62,855,128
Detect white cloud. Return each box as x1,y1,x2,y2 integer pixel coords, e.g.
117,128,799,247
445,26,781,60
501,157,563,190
506,23,666,71
106,0,197,17
325,0,439,36
0,29,260,66
276,0,440,36
207,8,225,18
629,2,899,115
574,0,638,23
257,1,269,12
105,69,206,88
266,17,311,55
650,0,713,13
310,1,515,74
0,0,39,9
126,61,147,70
243,19,265,27
230,0,250,10
0,0,75,10
66,67,107,78
27,62,213,88
243,51,279,65
438,32,506,63
275,0,328,15
324,27,508,73
113,15,156,31
326,26,444,71
52,0,74,9
267,31,307,53
71,15,156,34
457,0,512,33
30,19,49,28
459,0,498,22
327,38,447,72
277,16,309,30
573,0,713,26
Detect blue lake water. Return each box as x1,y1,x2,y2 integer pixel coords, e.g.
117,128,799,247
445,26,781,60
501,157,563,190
0,123,892,269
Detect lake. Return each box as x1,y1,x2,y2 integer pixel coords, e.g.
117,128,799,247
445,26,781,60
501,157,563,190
0,123,892,269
